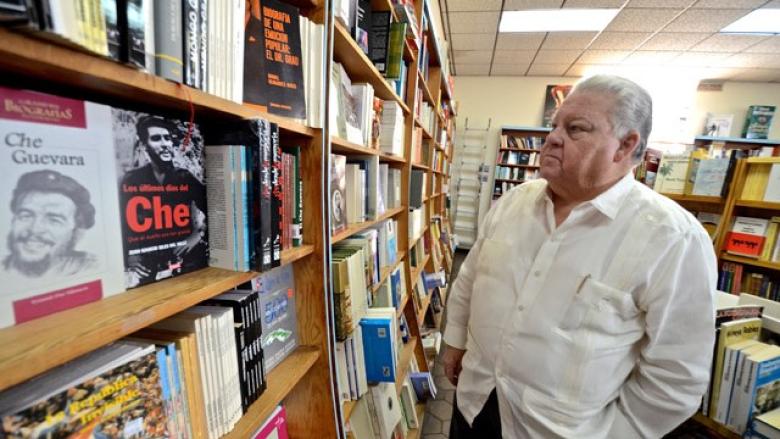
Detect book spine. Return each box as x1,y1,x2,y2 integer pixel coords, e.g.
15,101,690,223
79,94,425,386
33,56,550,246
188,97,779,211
183,0,200,87
199,0,208,90
260,119,273,271
143,0,155,74
241,146,251,271
271,123,282,265
154,1,183,82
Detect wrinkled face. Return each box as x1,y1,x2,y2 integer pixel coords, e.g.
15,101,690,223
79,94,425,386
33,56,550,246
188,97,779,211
540,91,624,194
8,191,79,274
144,126,174,165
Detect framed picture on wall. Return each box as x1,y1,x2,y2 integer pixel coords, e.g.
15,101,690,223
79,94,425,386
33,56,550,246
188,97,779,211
542,84,572,128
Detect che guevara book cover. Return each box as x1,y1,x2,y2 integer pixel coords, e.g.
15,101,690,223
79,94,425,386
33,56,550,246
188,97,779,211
112,109,208,288
244,0,306,119
0,341,169,438
0,86,125,328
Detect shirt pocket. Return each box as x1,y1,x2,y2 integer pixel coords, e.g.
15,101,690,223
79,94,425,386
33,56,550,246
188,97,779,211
558,275,642,350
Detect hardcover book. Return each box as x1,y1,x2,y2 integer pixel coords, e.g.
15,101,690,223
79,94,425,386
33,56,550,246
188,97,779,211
112,109,208,288
0,86,125,328
653,152,690,195
244,0,306,119
743,105,776,140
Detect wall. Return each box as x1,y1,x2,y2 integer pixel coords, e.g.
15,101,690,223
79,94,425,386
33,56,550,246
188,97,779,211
452,76,780,226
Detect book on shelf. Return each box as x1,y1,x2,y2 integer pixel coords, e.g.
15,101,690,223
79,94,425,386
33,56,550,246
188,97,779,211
253,405,289,439
751,406,780,438
691,157,730,197
369,381,403,439
653,152,690,195
154,1,183,83
703,113,734,138
728,344,780,434
409,371,437,401
683,149,708,195
385,22,407,80
352,0,370,55
726,217,770,259
0,86,125,328
0,340,170,438
244,0,305,118
380,101,405,157
369,10,391,74
743,105,776,140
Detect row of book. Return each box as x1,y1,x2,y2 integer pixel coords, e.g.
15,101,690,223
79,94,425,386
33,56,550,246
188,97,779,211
205,120,304,273
330,154,403,233
501,134,544,150
498,150,540,167
719,262,780,301
495,165,536,182
725,216,780,261
4,0,323,124
703,306,780,436
0,84,305,330
0,265,298,439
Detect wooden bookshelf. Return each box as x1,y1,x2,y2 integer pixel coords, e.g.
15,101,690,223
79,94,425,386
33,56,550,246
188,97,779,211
409,225,429,250
371,250,408,294
417,295,433,325
398,294,410,318
332,21,410,114
379,151,407,163
332,136,379,156
662,193,725,204
0,29,315,137
224,346,320,439
396,337,419,395
497,163,541,169
735,199,780,210
418,70,436,107
412,162,431,170
407,403,427,439
720,253,780,270
690,413,740,439
332,206,406,244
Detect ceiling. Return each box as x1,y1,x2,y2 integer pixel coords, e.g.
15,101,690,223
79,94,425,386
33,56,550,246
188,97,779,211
441,0,780,81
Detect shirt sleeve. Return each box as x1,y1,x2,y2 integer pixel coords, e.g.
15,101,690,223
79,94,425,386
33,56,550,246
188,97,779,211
609,228,717,438
443,194,504,350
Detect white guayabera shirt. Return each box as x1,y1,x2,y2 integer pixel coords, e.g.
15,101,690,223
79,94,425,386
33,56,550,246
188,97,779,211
444,173,717,438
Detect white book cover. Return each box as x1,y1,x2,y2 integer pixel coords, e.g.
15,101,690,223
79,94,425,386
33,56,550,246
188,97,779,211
692,158,730,196
654,152,691,194
0,87,125,329
205,146,239,271
345,334,357,399
400,381,420,429
733,216,770,237
348,396,377,438
703,113,734,137
335,341,350,403
144,0,156,74
345,164,361,224
764,164,780,202
370,382,403,439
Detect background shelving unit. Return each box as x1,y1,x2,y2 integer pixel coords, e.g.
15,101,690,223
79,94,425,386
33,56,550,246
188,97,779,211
493,126,547,201
328,0,457,433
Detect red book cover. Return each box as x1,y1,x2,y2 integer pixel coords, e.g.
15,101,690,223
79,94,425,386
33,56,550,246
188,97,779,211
725,231,765,258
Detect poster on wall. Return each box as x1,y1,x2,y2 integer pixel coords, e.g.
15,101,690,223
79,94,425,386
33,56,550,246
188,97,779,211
542,84,572,128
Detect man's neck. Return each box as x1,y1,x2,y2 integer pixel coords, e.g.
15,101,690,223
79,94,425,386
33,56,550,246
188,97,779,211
549,173,628,226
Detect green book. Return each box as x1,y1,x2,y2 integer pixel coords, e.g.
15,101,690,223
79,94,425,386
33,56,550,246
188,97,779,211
742,105,776,139
385,22,407,80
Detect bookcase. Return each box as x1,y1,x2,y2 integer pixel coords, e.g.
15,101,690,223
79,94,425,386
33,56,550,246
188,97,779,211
493,126,549,201
0,0,455,437
328,0,456,436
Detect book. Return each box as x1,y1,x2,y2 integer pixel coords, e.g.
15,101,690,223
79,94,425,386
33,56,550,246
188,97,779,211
331,154,348,234
183,0,201,88
692,157,729,197
369,382,403,439
255,264,298,372
244,0,306,119
653,152,690,195
385,22,406,80
0,341,169,438
253,405,289,439
765,164,780,202
751,407,780,438
352,0,370,55
726,217,770,259
112,110,208,288
709,317,762,418
0,86,125,328
703,113,734,137
369,11,391,74
153,1,183,83
743,105,776,140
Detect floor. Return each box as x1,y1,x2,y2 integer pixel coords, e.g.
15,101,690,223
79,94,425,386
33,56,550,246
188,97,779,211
421,250,467,439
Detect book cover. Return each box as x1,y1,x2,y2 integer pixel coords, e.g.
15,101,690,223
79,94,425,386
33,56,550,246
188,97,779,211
112,110,208,288
199,0,208,90
125,0,149,69
253,405,289,439
752,407,780,438
259,119,273,271
704,113,734,137
271,123,281,267
743,105,776,140
244,0,306,119
726,217,770,259
0,342,169,438
255,264,298,372
100,0,121,61
0,86,125,328
331,154,347,234
709,317,763,417
353,0,370,55
764,164,780,202
360,317,396,382
683,149,708,195
692,157,730,197
542,84,572,128
369,382,402,439
654,152,690,195
385,22,406,80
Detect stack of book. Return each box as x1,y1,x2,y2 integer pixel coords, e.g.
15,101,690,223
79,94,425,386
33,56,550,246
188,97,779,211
501,134,544,150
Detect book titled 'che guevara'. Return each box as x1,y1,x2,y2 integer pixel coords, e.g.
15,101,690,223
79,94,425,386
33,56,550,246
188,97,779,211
244,0,305,119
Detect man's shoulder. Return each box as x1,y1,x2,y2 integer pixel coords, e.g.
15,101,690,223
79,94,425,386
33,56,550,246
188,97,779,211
121,164,151,184
627,182,705,236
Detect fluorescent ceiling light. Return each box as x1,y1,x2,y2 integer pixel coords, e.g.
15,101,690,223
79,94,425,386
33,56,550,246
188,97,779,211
721,9,780,34
499,9,620,33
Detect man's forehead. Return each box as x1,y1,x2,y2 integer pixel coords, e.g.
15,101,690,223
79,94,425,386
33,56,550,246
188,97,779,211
554,92,614,120
18,191,77,210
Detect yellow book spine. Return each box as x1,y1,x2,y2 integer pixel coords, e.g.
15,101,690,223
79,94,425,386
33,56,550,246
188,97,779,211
762,222,779,261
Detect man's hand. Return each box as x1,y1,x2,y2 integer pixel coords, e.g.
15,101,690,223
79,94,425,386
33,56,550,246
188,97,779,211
442,344,466,386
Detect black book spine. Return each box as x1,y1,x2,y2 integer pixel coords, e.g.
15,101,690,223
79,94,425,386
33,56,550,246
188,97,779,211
260,119,273,271
199,0,208,90
183,0,200,87
271,123,282,267
369,11,390,74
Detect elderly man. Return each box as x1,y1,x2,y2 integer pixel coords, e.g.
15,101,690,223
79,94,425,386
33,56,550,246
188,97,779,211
3,170,97,279
443,75,717,438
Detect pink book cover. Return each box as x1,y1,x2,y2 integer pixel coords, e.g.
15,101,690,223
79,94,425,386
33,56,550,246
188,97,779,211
253,406,289,439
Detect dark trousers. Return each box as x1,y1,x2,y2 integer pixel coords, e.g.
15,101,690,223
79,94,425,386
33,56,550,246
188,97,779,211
450,388,502,439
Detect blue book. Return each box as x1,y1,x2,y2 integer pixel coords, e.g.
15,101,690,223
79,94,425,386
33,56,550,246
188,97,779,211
390,269,401,309
360,317,396,382
744,351,780,435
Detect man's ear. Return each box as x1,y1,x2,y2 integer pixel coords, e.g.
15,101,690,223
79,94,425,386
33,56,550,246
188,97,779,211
615,129,640,163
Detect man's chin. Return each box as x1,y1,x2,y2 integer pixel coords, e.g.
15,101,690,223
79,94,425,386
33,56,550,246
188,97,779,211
9,255,52,277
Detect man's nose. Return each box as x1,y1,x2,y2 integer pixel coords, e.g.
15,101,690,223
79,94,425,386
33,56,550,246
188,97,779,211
543,128,563,148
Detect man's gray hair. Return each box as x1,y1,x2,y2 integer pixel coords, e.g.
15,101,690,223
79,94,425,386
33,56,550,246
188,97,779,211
571,75,653,162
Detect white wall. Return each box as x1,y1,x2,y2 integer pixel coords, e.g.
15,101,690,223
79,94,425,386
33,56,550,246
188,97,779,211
452,76,780,224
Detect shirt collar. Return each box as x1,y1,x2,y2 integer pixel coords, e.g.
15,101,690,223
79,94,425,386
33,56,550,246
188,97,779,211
536,172,636,220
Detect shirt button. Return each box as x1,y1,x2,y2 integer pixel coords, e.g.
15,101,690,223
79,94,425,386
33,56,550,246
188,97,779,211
533,270,541,277
518,305,525,311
